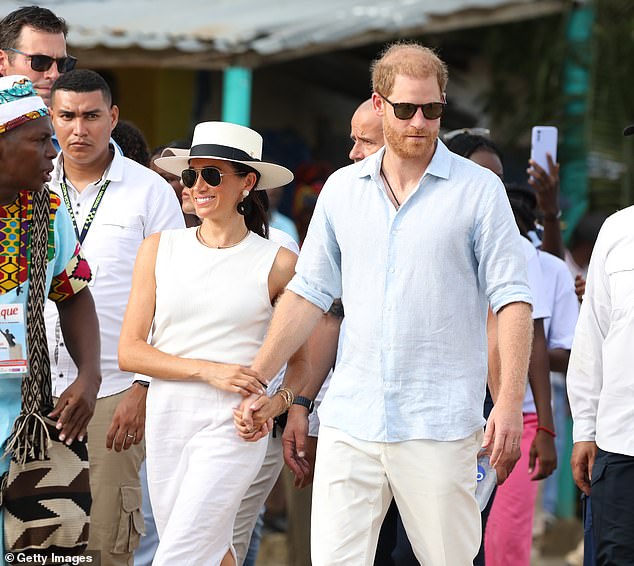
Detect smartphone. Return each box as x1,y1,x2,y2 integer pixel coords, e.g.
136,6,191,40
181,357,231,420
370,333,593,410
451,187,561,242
530,126,558,172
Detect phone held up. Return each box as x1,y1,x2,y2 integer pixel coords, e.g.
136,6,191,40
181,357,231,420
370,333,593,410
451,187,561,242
530,126,558,174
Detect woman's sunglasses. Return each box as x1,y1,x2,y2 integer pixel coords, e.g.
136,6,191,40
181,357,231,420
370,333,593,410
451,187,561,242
378,93,445,121
181,167,241,188
4,48,77,73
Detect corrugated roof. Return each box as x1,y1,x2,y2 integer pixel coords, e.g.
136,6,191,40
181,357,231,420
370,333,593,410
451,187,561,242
0,0,566,68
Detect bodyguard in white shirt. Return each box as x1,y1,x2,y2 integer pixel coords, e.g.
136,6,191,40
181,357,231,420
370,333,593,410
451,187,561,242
568,124,634,564
44,69,184,566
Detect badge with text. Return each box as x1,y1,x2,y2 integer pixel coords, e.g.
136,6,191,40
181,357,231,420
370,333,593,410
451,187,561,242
0,303,27,376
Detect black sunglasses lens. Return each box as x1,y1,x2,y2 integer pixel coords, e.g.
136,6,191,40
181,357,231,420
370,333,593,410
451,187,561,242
181,169,197,188
30,54,54,72
393,103,417,120
423,103,444,120
59,56,77,73
201,167,222,187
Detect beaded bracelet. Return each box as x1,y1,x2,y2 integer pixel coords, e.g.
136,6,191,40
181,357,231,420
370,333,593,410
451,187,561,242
536,425,556,438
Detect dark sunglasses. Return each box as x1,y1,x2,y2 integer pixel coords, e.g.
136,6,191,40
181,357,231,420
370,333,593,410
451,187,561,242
4,47,77,73
379,93,445,121
181,167,241,188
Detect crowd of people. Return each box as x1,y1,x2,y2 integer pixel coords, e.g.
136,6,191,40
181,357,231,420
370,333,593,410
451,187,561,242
0,5,632,566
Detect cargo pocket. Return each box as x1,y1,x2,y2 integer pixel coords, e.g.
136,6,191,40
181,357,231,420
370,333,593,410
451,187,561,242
112,484,145,554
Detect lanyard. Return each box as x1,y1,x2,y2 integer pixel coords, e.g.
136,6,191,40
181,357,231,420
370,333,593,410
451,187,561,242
60,178,110,244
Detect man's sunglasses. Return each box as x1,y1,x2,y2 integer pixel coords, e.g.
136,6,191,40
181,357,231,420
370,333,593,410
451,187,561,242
181,167,241,188
4,47,77,73
378,93,445,121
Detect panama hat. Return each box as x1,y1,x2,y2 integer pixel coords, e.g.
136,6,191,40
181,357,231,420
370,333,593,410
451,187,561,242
154,122,293,190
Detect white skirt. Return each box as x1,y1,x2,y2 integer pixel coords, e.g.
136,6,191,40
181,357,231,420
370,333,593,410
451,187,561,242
146,378,268,565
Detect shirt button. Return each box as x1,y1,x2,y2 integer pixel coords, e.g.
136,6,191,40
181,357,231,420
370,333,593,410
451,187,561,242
58,373,63,378
389,267,395,273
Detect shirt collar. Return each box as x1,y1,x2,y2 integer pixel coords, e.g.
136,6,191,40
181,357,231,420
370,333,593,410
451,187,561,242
357,138,453,183
54,143,123,187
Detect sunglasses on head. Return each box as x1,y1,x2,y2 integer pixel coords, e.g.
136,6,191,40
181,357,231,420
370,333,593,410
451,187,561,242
181,166,242,188
4,47,77,73
379,93,445,121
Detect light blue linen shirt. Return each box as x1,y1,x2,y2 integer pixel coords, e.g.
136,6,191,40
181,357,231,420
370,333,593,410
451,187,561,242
287,141,533,442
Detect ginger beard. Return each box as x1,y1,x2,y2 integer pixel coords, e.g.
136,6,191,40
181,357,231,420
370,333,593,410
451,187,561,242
383,117,438,160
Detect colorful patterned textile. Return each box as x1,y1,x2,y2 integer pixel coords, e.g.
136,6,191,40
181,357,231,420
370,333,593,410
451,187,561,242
0,190,90,300
0,76,48,134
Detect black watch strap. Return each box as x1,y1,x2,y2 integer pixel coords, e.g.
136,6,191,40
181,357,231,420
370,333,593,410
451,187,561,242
292,395,314,414
134,379,150,388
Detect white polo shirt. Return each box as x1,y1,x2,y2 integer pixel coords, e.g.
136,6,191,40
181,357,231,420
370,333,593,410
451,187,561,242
46,148,185,398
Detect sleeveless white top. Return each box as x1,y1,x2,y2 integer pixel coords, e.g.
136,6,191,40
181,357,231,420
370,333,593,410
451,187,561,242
151,228,280,367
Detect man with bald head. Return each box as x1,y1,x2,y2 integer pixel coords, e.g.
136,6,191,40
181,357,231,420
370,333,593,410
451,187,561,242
349,98,384,162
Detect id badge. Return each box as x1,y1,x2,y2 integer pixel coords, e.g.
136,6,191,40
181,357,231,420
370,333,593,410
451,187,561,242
0,303,28,377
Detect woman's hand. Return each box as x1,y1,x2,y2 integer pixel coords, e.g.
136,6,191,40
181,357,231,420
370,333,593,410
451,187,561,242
202,364,267,396
233,391,288,441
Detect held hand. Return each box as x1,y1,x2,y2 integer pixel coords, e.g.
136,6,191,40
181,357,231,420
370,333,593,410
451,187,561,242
528,429,557,480
49,373,99,445
282,407,312,487
482,402,523,485
571,441,597,496
203,364,266,397
106,383,147,452
233,393,276,442
527,154,560,217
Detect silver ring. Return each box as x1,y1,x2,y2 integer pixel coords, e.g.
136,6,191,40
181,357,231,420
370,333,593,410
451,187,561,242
126,434,135,439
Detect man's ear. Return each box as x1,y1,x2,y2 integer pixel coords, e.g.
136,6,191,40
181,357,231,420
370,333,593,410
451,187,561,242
371,92,384,117
110,104,119,132
0,50,10,75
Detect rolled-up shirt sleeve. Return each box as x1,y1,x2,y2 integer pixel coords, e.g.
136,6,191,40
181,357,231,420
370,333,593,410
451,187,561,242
474,175,533,312
567,227,611,443
287,182,342,312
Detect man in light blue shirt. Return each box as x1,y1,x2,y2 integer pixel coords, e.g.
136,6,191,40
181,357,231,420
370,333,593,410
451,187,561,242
242,42,533,565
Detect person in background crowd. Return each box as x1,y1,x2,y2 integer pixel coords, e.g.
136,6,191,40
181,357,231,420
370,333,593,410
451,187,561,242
567,124,634,566
0,74,100,559
112,119,150,166
45,69,184,566
0,6,76,106
238,42,533,566
150,144,200,228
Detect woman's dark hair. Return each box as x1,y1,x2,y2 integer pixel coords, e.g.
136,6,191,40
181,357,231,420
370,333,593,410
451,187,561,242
505,182,536,238
445,132,503,163
231,162,269,238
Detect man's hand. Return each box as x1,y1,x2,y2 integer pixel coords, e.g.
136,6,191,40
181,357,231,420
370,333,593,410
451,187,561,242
282,406,313,487
49,374,100,445
527,154,560,217
482,401,523,484
528,429,557,480
575,274,586,303
233,393,277,442
106,383,147,452
571,441,597,496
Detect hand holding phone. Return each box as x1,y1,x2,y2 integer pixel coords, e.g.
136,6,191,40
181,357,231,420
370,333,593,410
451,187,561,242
530,126,558,173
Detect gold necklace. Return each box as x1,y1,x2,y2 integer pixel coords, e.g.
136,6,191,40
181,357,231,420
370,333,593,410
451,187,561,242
196,226,250,249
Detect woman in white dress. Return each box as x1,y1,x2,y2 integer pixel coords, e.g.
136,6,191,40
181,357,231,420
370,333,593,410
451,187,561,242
118,122,300,566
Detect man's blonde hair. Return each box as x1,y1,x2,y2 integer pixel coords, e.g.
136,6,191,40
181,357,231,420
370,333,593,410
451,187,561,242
371,41,448,97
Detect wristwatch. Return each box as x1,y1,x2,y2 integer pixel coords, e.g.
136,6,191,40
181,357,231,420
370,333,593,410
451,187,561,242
133,379,150,388
292,395,314,414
